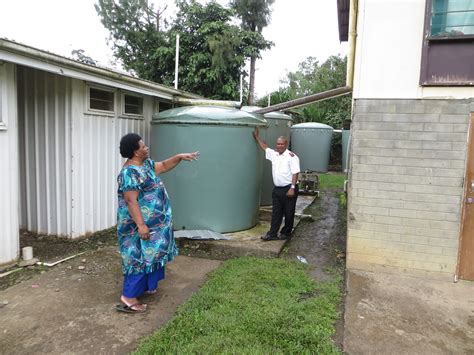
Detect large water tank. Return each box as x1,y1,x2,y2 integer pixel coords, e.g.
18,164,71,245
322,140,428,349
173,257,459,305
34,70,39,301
291,122,334,172
151,106,267,233
242,107,293,205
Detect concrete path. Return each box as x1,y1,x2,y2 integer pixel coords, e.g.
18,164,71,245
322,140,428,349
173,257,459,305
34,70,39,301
176,195,316,259
0,248,221,354
344,270,474,354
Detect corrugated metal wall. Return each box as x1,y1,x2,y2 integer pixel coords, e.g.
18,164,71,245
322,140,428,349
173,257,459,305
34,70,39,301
0,62,20,264
17,66,72,236
18,66,152,238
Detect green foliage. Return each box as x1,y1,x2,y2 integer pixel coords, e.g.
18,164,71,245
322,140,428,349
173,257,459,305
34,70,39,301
135,257,342,354
257,55,352,129
230,0,275,32
95,0,173,84
95,0,273,100
339,192,347,207
230,0,275,104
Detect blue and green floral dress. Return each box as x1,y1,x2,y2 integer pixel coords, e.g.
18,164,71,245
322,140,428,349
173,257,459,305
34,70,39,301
117,158,178,276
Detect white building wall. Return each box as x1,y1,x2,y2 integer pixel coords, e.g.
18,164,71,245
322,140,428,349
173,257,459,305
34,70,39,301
353,0,474,100
0,63,19,264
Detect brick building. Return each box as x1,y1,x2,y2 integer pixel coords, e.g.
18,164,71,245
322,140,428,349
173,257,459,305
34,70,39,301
338,0,474,280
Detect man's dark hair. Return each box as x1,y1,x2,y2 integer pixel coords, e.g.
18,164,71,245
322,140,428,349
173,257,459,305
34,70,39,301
119,133,142,158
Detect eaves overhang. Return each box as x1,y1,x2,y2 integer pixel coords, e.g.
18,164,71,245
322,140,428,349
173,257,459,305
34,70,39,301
0,38,201,100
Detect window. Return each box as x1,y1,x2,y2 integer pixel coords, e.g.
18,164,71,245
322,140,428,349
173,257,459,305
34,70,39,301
158,100,173,112
123,94,143,116
430,0,474,37
89,87,114,112
420,0,474,85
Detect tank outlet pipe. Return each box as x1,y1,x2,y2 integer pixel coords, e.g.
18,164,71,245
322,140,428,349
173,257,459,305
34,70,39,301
173,97,242,108
254,86,352,114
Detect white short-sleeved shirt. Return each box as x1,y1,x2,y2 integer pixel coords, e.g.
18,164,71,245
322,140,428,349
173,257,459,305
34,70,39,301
265,148,301,187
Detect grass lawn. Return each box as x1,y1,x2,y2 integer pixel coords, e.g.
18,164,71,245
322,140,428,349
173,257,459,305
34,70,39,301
135,257,342,354
319,173,346,190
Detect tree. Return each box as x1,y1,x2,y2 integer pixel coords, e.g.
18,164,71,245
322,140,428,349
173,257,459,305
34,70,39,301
257,55,352,167
230,0,275,105
95,0,272,100
95,0,174,85
258,55,351,129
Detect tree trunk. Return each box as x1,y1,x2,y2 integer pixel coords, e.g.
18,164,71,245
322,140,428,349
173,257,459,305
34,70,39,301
248,55,256,105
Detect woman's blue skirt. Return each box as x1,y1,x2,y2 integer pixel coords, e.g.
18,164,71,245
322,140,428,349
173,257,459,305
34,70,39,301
122,265,165,298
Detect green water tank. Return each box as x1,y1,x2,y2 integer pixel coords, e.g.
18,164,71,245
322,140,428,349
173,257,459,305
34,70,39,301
151,106,267,233
342,129,350,173
290,122,334,172
242,107,293,205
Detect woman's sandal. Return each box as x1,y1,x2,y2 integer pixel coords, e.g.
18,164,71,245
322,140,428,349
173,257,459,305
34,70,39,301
115,302,147,313
145,289,157,295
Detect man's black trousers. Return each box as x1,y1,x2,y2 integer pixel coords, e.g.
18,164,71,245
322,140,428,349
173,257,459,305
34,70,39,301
268,184,299,238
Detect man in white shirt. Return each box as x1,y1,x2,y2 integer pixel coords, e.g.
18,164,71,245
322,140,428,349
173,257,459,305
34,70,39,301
253,127,301,241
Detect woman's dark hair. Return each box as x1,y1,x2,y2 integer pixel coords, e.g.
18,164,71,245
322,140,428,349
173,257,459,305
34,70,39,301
119,133,142,158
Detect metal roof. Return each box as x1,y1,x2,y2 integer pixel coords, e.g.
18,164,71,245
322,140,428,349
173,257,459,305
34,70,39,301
0,38,200,100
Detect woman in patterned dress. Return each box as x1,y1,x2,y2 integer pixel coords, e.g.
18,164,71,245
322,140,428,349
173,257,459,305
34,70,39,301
116,133,199,313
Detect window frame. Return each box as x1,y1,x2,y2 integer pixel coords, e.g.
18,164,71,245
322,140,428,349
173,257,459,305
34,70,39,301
420,0,474,86
121,92,144,119
87,85,116,114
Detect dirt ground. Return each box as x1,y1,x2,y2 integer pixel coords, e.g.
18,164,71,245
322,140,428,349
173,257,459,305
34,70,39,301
0,190,347,354
3,184,472,354
0,250,221,354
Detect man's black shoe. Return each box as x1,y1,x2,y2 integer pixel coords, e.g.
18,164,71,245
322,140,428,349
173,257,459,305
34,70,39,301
261,234,279,241
279,234,290,240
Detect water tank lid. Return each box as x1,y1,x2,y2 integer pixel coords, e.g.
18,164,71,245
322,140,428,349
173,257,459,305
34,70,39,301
152,106,267,127
241,106,293,121
291,122,334,130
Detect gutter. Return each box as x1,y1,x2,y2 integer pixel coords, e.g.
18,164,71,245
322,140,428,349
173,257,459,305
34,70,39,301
173,97,241,108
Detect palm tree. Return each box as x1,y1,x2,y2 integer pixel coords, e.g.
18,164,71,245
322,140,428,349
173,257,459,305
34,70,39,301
230,0,275,105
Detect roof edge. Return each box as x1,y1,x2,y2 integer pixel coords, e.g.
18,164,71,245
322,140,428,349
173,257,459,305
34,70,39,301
0,38,200,99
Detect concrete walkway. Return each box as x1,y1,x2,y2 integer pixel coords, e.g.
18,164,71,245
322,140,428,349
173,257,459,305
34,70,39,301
344,269,474,354
176,195,316,259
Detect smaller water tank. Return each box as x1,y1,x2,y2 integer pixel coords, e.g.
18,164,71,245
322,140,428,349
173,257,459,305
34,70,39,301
291,122,334,172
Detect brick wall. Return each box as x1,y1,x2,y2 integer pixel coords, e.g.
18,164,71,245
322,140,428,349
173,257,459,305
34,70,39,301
347,99,474,275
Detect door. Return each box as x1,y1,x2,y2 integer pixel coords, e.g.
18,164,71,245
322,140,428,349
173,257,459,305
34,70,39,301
457,113,474,280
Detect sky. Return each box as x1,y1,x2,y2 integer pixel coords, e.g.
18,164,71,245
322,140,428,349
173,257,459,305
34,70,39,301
0,0,347,98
